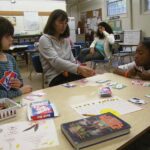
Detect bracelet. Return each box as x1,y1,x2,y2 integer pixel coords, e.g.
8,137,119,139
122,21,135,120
63,71,69,77
124,71,129,78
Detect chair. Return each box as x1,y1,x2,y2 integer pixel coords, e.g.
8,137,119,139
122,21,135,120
90,44,113,70
74,42,87,48
91,57,112,70
71,45,81,60
31,55,44,88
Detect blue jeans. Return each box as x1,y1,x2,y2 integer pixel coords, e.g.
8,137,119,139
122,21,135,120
77,48,104,63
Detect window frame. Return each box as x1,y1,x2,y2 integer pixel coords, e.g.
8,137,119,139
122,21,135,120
107,0,127,17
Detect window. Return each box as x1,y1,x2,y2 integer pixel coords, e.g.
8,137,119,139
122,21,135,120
145,0,150,11
107,0,127,16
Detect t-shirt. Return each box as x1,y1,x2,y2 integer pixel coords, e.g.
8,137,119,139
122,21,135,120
95,40,105,57
0,54,23,98
118,61,150,73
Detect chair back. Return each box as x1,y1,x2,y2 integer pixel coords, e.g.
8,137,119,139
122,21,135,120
32,55,43,73
72,45,81,58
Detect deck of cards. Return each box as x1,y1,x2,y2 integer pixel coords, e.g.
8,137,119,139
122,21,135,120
100,87,112,97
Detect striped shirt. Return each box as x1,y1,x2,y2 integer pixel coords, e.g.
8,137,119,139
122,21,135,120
0,53,23,99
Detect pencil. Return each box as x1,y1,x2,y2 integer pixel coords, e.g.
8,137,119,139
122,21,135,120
82,114,97,117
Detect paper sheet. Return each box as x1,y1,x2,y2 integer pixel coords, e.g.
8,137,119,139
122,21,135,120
71,96,142,117
0,120,59,150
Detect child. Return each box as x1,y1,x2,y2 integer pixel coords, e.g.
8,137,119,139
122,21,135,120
113,41,150,80
0,17,32,98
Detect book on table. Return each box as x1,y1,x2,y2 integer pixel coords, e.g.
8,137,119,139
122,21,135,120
27,100,59,120
61,112,131,150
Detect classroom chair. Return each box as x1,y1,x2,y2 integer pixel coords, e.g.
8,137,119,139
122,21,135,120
91,58,112,70
90,44,114,70
31,55,44,88
71,45,81,60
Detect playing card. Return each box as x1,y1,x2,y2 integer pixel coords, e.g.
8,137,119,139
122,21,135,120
62,83,76,88
96,79,110,83
128,98,145,104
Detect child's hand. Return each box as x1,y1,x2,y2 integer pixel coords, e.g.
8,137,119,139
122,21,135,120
137,71,150,80
20,85,32,94
10,78,22,89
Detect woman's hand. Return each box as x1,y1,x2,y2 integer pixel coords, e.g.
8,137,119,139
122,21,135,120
77,66,95,77
10,78,22,89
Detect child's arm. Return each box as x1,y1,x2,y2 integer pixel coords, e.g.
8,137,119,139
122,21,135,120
137,71,150,80
113,67,137,78
7,89,22,98
0,90,8,98
10,55,23,88
0,89,22,99
7,85,32,98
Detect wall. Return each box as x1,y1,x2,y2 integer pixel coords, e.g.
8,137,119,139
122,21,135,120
0,0,66,34
132,0,150,37
67,0,150,37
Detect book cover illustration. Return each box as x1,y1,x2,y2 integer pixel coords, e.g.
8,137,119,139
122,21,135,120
0,71,17,91
62,113,130,144
27,100,59,120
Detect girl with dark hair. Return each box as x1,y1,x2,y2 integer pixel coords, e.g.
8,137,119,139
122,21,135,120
78,22,115,63
113,41,150,80
0,17,32,98
39,9,95,87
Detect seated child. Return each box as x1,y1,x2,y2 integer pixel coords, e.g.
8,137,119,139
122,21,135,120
113,41,150,80
0,17,32,98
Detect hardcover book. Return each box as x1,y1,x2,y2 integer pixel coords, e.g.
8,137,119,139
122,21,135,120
61,112,131,150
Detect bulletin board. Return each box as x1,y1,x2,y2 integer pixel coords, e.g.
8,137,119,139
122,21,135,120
108,19,122,31
80,8,102,34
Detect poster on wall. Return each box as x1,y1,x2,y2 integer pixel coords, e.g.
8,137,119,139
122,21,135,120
5,17,16,26
24,11,39,31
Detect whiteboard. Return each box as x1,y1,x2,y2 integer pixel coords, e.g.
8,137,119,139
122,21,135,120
124,30,141,44
24,11,39,31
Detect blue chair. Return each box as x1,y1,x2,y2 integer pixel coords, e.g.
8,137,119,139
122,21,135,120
71,45,81,59
91,58,112,70
31,55,44,88
74,42,87,48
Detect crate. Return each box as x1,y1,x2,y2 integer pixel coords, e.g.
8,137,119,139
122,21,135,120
0,98,20,121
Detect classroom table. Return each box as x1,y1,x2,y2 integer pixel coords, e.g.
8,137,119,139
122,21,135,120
0,73,150,150
5,45,29,64
9,45,29,51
